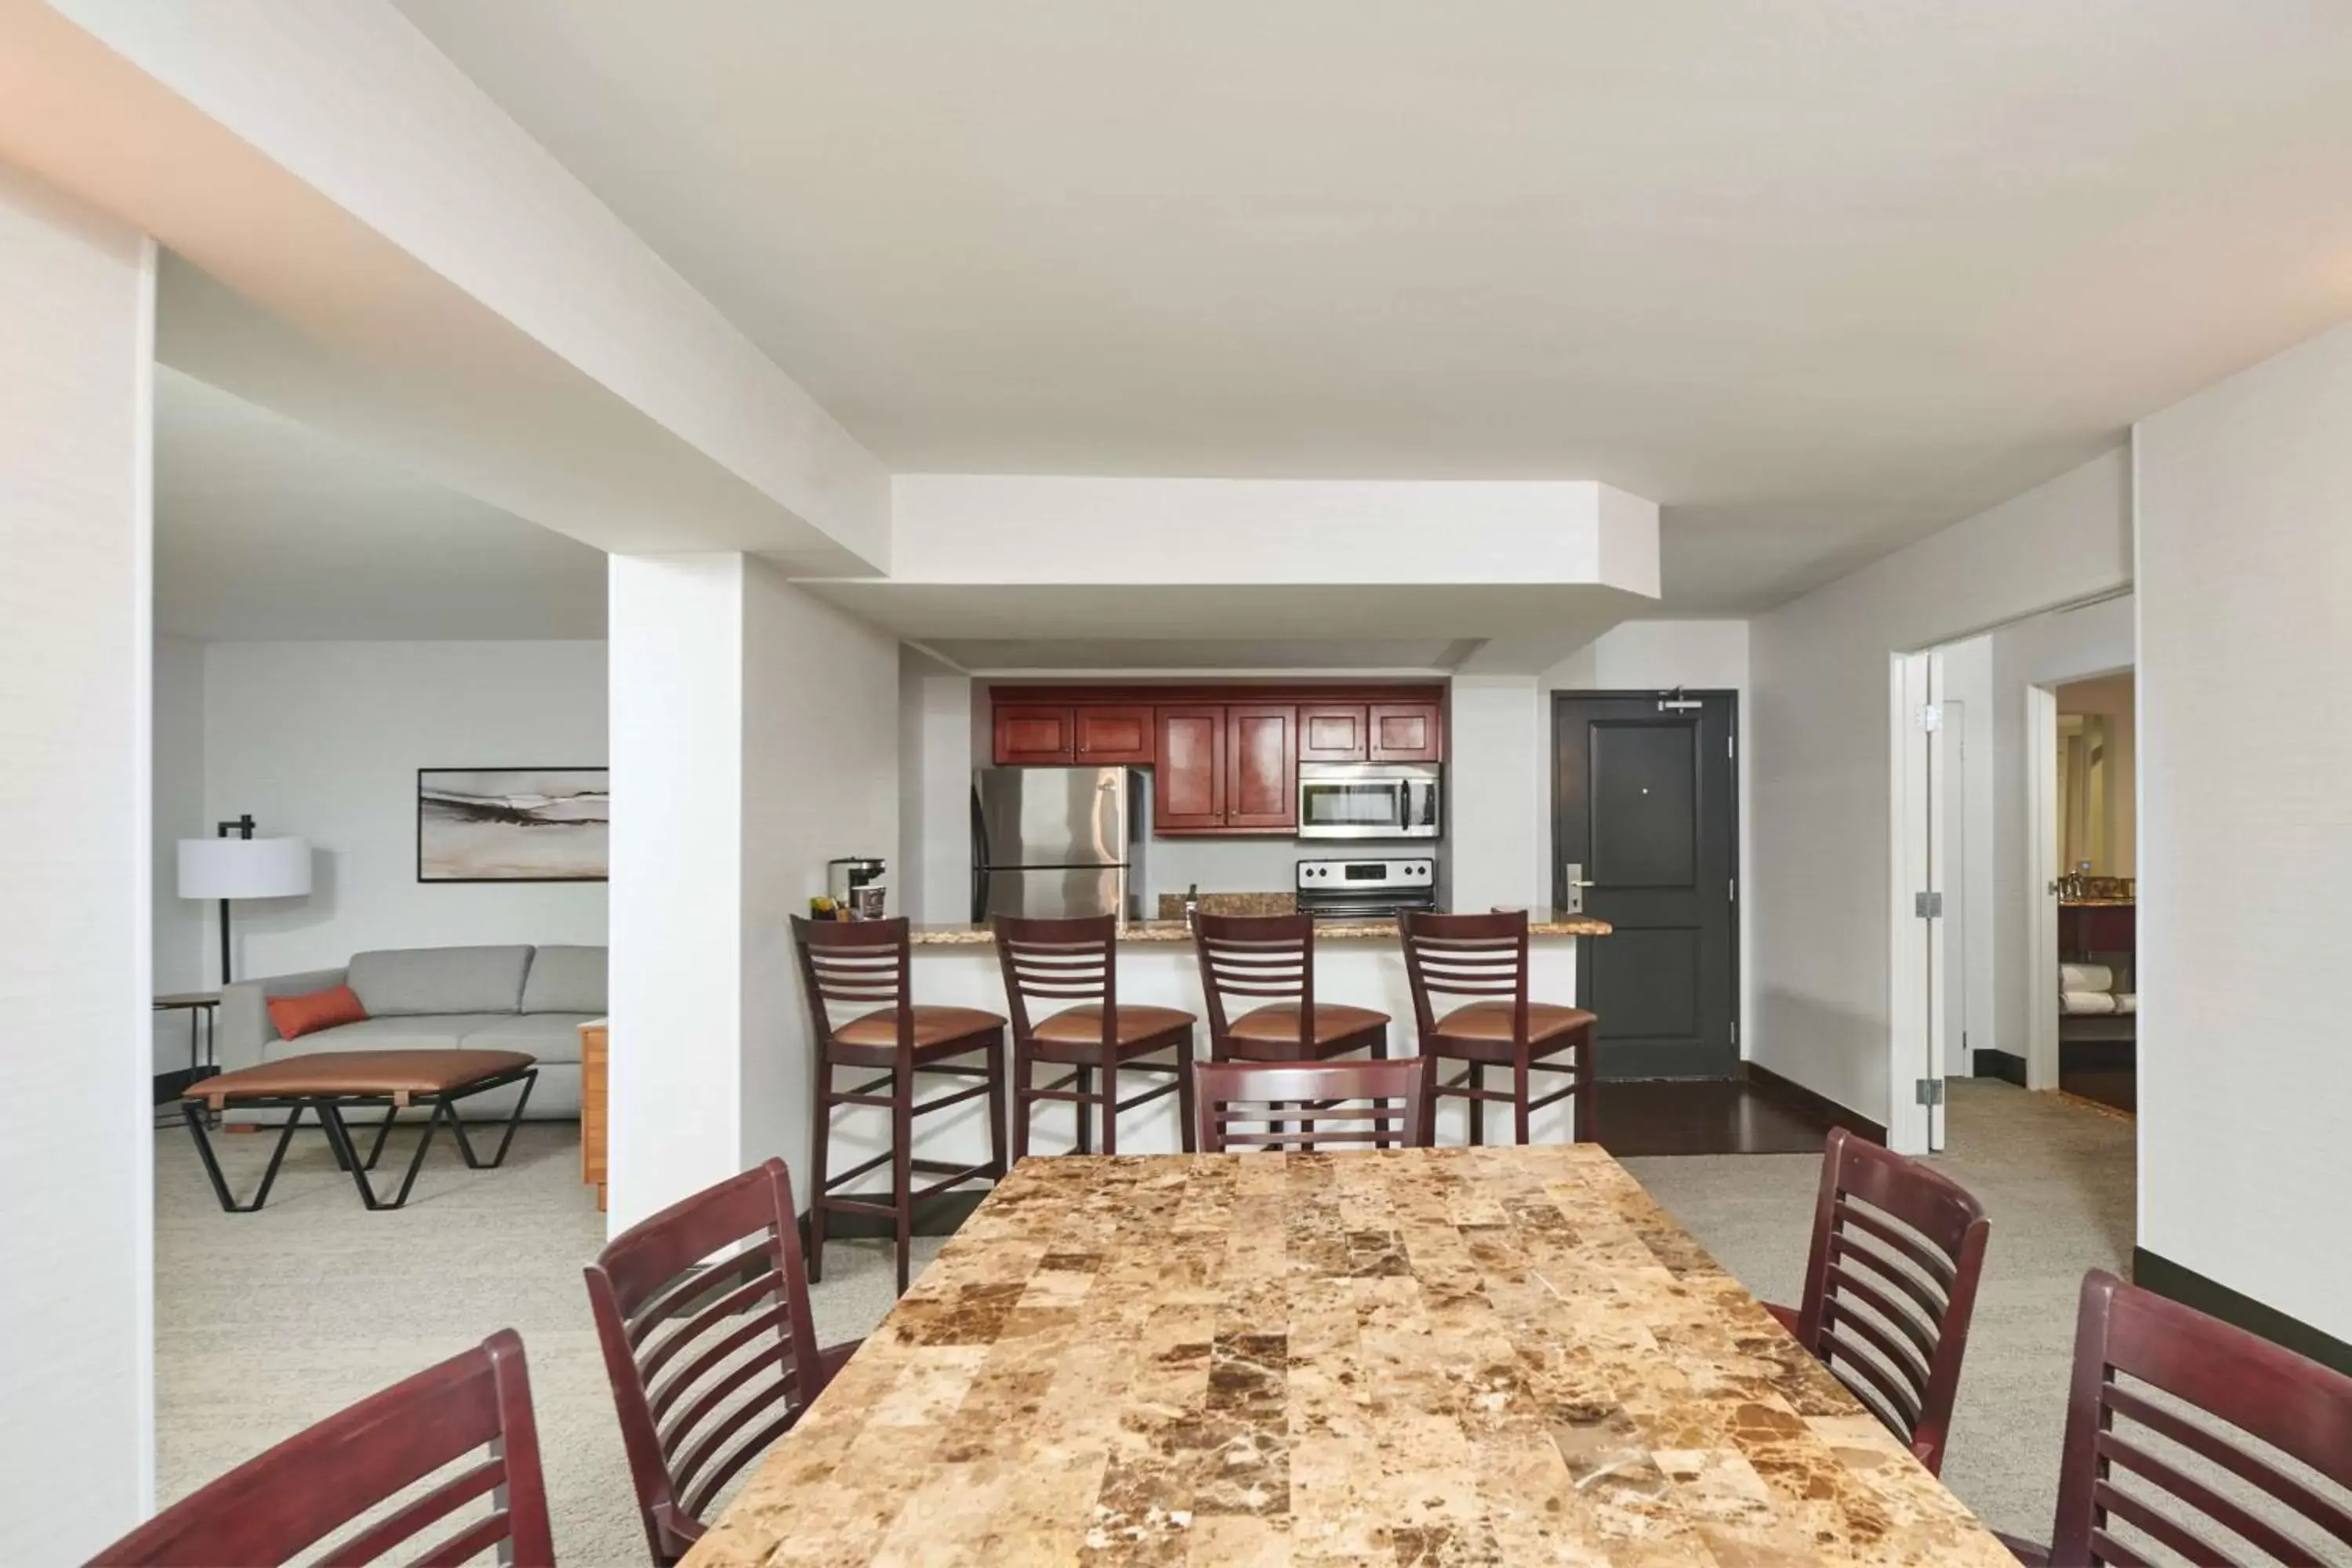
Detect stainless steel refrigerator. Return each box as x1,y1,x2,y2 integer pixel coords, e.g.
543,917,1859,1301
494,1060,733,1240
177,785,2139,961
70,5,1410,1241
972,767,1146,922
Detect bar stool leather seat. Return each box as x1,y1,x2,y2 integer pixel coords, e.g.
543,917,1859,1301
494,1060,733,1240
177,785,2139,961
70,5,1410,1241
1428,1000,1597,1060
832,1004,1006,1062
1030,1003,1196,1048
1227,1001,1391,1051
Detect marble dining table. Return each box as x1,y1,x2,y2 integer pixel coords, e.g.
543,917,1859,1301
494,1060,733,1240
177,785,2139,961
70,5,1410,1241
683,1145,2015,1566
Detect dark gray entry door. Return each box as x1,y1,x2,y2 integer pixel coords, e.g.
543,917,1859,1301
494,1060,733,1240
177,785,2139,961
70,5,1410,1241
1552,691,1738,1080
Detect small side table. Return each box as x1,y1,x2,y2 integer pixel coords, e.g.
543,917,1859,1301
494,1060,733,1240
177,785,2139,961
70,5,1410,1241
579,1018,608,1211
154,991,222,1130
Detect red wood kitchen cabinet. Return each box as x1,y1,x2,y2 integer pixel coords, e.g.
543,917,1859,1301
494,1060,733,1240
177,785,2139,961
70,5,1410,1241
993,705,1075,765
1297,703,1370,763
1153,707,1226,831
1224,705,1298,830
1072,704,1155,765
1368,701,1443,761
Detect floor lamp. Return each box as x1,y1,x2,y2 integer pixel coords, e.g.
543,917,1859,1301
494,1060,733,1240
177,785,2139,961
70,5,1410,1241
177,815,313,987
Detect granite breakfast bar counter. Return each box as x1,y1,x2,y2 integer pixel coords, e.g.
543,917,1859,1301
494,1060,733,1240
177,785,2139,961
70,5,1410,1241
815,916,1610,1192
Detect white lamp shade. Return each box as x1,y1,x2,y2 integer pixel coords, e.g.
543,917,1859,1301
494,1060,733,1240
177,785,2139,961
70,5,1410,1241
178,836,312,900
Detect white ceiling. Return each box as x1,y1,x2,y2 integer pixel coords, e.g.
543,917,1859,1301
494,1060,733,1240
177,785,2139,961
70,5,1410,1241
394,0,2352,611
155,368,607,641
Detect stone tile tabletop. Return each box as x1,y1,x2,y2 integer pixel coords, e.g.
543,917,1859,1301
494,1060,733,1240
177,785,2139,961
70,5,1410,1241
685,1145,2011,1566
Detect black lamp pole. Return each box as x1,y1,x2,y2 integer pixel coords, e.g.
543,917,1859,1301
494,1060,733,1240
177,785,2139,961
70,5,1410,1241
216,814,255,987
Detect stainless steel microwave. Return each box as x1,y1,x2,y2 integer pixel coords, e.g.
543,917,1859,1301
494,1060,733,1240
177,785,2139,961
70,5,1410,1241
1297,763,1442,840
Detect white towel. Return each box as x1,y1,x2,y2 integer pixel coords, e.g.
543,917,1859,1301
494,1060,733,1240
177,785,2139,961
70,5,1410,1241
2060,963,2114,992
2061,991,2118,1015
2115,993,2137,1015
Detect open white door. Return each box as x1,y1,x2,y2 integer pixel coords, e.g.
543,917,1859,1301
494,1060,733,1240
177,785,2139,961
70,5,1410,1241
1889,652,1937,1153
2025,683,2061,1091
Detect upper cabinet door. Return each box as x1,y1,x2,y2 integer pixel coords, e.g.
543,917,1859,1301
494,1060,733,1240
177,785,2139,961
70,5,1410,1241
1368,701,1443,761
1073,704,1155,765
994,705,1075,766
1153,707,1227,831
1297,703,1370,763
1225,704,1299,829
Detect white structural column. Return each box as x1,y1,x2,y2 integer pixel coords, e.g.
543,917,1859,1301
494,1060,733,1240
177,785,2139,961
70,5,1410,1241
1446,674,1547,914
0,164,157,1555
607,555,898,1233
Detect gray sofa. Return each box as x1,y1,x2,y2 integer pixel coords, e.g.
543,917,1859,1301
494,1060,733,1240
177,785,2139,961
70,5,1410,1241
219,945,604,1119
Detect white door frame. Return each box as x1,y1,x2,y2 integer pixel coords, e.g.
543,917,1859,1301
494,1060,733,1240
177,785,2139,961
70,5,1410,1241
1887,652,1935,1154
2024,681,2062,1091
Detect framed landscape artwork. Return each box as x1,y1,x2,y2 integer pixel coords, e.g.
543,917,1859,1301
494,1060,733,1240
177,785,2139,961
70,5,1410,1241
417,768,609,883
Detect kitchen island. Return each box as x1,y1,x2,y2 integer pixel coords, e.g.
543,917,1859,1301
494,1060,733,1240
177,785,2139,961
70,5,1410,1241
818,914,1609,1188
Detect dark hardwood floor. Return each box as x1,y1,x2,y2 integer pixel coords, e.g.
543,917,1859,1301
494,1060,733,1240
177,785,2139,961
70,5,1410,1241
1593,1080,1839,1158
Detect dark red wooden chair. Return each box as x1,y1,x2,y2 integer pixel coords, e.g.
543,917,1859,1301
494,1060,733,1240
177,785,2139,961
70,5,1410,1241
585,1158,855,1566
92,1330,551,1566
1195,1057,1432,1152
1762,1127,1990,1476
792,915,1007,1294
1190,913,1389,1065
993,914,1195,1157
1399,909,1596,1144
2001,1269,2352,1566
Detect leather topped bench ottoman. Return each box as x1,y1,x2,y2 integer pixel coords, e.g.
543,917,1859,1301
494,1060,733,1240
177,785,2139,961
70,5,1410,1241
181,1048,539,1212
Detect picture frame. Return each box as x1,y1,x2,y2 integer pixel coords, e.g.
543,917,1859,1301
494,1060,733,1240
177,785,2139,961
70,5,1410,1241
416,767,609,883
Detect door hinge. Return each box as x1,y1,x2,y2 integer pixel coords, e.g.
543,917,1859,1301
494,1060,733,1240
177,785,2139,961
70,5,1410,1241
1915,891,1943,918
1728,877,1737,903
1727,734,1737,760
1730,1020,1739,1047
1916,703,1944,731
1915,1078,1945,1107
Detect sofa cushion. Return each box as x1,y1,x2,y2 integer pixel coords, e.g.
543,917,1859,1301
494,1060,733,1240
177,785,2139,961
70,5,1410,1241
267,985,369,1041
261,1014,515,1058
348,946,532,1017
521,945,607,1014
456,1014,595,1066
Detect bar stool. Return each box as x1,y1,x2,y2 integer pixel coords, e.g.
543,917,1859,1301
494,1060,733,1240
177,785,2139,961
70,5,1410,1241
993,914,1195,1157
791,916,1007,1295
1399,909,1597,1144
1191,913,1390,1065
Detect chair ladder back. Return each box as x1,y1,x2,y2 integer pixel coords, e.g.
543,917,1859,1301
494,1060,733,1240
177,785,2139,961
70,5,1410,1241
993,915,1116,1041
1794,1128,1990,1475
1399,910,1530,1035
586,1160,828,1564
793,916,913,1051
92,1331,554,1566
1192,913,1315,1043
1196,1058,1430,1152
2051,1271,2352,1567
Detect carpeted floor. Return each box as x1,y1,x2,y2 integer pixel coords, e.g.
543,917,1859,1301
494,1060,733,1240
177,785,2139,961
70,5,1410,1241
155,1078,2130,1560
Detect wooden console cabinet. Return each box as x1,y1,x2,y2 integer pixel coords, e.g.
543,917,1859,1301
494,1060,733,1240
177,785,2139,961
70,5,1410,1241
995,684,1442,838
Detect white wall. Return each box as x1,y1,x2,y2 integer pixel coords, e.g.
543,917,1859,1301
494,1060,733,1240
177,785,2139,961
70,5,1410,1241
1543,620,1753,1048
608,554,898,1232
0,161,156,1556
2136,320,2352,1341
1749,448,2132,1136
1445,674,1544,913
198,640,608,978
1984,596,2136,1068
898,649,973,923
152,633,207,1070
741,558,899,1195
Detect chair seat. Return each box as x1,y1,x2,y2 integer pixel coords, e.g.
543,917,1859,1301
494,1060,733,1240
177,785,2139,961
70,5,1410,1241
1029,1004,1195,1055
1224,1001,1388,1058
1425,1000,1594,1062
830,1005,1004,1064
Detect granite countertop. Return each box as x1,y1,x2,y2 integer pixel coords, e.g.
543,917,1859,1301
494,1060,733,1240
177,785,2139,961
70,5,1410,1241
684,1146,2013,1566
2059,898,2136,908
909,913,1610,945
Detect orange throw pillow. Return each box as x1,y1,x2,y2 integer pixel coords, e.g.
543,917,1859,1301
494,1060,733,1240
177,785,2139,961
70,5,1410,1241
267,984,368,1041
